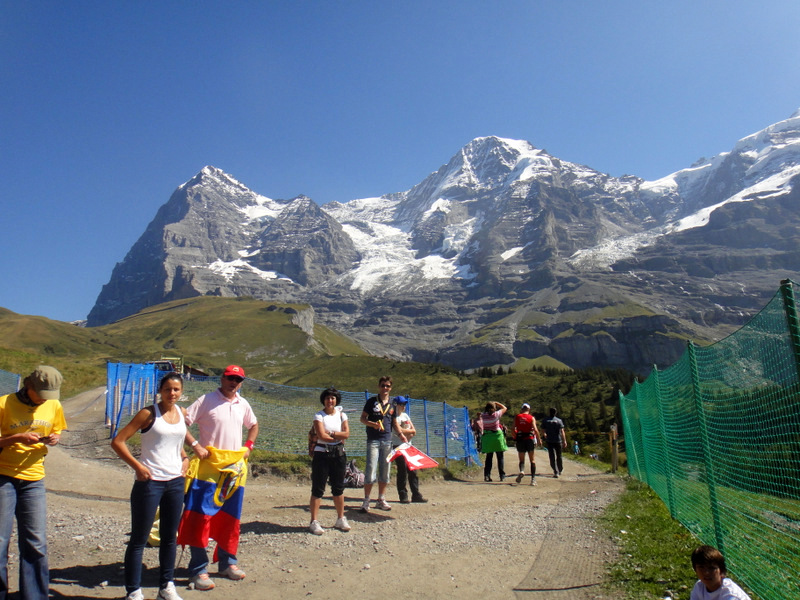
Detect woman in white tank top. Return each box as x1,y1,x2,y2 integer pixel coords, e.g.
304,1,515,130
111,372,189,600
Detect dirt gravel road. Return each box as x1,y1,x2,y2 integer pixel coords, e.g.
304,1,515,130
9,388,625,600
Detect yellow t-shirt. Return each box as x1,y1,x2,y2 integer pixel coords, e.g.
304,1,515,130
0,392,67,481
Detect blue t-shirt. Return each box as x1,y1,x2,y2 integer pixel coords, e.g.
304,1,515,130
362,396,395,441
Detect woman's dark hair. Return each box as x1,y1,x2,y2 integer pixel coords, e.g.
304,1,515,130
319,387,342,406
484,401,496,413
158,371,183,391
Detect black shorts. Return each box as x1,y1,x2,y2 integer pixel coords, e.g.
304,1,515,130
516,436,535,453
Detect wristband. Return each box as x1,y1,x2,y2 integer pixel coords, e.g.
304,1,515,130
244,440,254,450
191,440,199,447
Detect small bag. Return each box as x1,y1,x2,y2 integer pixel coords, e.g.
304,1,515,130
344,459,365,488
327,443,345,458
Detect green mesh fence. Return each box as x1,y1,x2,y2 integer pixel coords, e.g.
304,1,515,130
107,367,481,465
620,280,800,600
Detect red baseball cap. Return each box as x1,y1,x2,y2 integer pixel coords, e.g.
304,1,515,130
223,365,246,378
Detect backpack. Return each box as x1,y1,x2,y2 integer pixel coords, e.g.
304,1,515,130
308,425,318,457
343,459,365,488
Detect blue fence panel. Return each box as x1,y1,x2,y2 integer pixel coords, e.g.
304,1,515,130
106,364,481,465
0,369,20,396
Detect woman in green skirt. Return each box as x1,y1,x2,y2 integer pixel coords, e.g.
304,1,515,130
480,401,508,481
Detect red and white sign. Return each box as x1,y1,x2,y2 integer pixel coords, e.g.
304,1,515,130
387,443,439,471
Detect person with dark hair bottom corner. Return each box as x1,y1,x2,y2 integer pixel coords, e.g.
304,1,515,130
0,366,66,600
690,545,751,600
513,403,541,486
308,387,351,535
180,365,258,592
360,376,407,512
392,397,427,503
542,407,566,478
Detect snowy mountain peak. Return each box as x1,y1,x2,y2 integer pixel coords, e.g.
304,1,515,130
89,111,800,374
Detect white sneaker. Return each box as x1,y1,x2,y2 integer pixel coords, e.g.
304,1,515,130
157,582,183,600
360,498,371,513
530,477,536,486
309,519,324,535
126,589,144,600
375,498,391,511
334,516,351,531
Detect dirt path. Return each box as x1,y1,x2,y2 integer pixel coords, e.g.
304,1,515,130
11,389,625,600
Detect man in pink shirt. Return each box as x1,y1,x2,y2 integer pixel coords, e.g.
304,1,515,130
184,365,259,591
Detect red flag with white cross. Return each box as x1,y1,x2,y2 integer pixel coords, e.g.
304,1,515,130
387,443,439,471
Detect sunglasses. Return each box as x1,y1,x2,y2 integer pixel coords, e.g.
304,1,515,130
224,375,244,383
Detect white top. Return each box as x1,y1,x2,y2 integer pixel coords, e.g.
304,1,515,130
139,402,187,481
392,411,413,445
690,578,752,600
313,407,347,452
185,388,258,450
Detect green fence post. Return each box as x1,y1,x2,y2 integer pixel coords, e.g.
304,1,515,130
688,340,724,554
779,279,800,384
652,366,676,519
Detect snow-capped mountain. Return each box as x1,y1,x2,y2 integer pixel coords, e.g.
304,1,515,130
87,110,800,373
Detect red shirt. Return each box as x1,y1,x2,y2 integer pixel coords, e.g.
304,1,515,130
514,413,534,436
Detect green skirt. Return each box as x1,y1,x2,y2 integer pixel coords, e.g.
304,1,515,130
481,429,508,453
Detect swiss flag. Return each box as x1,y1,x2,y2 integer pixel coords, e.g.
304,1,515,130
387,443,439,471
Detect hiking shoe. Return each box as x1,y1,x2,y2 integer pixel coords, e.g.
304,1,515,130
411,495,428,503
157,582,182,600
360,498,371,513
499,475,506,482
309,520,324,535
334,516,351,532
126,589,144,600
554,472,559,478
399,496,411,504
375,498,392,511
515,472,524,484
484,475,492,482
189,573,215,591
219,565,246,580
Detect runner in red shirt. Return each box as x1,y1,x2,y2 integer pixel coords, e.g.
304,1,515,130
513,403,541,485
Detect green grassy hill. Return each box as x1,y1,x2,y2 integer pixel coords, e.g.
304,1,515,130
0,298,634,440
0,297,366,396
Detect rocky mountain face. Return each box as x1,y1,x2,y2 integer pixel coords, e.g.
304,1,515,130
88,110,800,374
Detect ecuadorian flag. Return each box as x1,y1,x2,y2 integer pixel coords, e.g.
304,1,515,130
177,447,248,558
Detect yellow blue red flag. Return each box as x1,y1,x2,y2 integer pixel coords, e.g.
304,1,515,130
177,447,248,557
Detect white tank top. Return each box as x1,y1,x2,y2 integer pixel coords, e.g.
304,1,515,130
139,402,186,481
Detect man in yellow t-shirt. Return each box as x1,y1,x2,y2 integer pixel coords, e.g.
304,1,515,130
0,366,67,600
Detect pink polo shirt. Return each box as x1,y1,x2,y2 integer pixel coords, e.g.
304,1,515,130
185,388,258,450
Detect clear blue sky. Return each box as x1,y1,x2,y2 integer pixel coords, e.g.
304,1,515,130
2,1,799,322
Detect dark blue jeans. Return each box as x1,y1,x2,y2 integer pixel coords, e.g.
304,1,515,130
0,476,48,600
125,476,185,592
